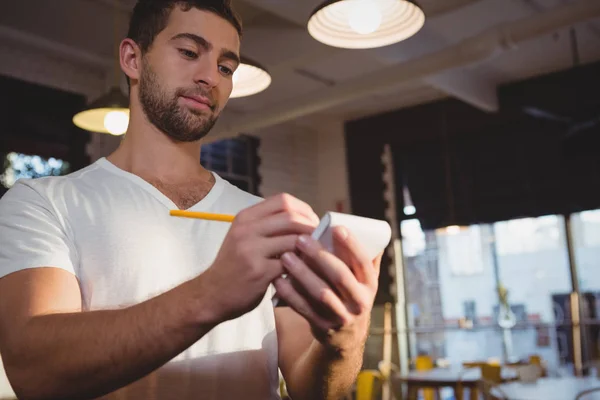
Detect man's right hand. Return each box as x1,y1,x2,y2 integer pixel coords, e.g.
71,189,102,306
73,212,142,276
204,193,320,321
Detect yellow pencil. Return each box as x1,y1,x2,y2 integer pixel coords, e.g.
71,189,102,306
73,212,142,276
169,210,235,223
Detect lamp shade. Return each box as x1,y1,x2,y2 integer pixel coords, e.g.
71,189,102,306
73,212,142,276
307,0,425,49
230,56,272,98
73,87,130,135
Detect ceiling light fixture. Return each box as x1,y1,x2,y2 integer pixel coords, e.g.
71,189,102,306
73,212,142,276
73,87,129,136
230,56,272,98
73,6,129,136
307,0,425,49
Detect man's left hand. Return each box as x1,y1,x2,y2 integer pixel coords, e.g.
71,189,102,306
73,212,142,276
273,226,381,354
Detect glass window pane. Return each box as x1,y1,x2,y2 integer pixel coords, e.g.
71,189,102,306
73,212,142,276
570,210,600,368
200,137,259,195
401,215,574,373
494,216,571,324
229,140,249,176
573,210,600,291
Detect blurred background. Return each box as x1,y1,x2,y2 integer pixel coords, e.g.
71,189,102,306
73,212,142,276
1,0,599,399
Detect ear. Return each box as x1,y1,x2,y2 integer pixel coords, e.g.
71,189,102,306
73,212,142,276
120,38,142,82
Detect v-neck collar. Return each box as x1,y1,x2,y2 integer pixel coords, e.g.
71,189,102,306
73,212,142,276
96,157,225,211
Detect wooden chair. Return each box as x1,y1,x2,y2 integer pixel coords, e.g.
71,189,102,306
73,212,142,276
463,361,490,369
528,354,548,377
478,378,509,400
515,364,543,383
463,364,502,400
481,364,503,383
378,360,399,381
507,354,550,377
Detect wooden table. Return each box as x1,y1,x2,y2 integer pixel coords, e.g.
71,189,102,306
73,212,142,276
493,376,600,400
393,367,518,400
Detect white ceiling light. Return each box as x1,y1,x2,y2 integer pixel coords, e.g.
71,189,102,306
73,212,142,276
308,0,425,49
73,87,130,136
73,6,130,136
230,56,272,98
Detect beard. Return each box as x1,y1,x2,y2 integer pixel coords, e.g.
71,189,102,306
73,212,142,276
138,62,219,142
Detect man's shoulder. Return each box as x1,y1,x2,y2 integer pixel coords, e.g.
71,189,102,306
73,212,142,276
216,174,263,209
0,162,101,206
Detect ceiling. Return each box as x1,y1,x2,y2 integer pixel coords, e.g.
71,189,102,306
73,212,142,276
1,0,599,138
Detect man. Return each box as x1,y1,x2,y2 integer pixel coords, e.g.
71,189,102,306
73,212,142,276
0,1,381,399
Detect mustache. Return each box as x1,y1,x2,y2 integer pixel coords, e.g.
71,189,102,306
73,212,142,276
176,88,217,111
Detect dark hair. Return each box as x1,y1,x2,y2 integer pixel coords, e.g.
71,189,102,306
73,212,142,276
127,0,243,54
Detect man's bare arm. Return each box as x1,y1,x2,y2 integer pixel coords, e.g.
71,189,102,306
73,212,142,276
276,307,366,400
275,228,381,400
0,267,222,400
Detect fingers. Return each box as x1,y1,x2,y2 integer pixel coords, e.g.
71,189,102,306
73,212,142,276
262,259,288,282
236,193,319,225
261,235,300,258
297,235,365,306
281,250,359,322
332,227,379,288
255,211,317,237
273,276,336,332
331,227,366,283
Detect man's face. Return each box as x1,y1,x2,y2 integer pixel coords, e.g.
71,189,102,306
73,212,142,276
138,7,240,142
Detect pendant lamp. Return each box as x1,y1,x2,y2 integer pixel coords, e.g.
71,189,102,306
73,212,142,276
230,56,272,98
436,103,468,236
73,5,129,136
307,0,425,49
73,87,129,136
403,185,416,216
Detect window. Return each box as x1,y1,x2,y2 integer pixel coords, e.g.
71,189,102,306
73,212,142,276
495,215,562,255
400,215,572,371
571,209,600,366
200,136,259,194
401,219,425,257
1,152,70,189
463,300,477,324
576,210,600,248
438,226,485,276
492,304,528,324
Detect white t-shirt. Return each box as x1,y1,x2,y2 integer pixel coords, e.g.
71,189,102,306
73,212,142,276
0,157,281,400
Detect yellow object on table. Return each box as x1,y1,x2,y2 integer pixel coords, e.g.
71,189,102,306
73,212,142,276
356,370,383,400
415,356,437,400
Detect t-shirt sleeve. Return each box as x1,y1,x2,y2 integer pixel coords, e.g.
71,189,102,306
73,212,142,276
0,181,77,279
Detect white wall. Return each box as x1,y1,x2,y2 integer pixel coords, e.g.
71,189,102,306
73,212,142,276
257,118,350,217
315,119,350,215
256,124,319,210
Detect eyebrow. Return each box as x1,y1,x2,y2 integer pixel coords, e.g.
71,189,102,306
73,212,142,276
170,33,241,66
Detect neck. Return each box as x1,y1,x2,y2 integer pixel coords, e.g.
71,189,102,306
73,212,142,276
107,103,209,184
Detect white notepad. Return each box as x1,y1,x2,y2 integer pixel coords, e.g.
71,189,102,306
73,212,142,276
311,212,392,260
